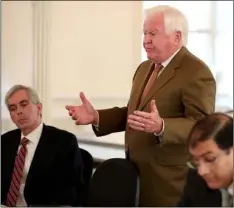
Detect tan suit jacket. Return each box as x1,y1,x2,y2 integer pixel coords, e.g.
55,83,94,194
93,47,216,206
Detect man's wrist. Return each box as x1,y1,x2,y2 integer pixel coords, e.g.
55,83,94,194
154,118,164,136
92,110,99,129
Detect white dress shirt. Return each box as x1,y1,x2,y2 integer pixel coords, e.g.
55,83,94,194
16,123,43,207
157,47,182,78
228,182,233,206
220,182,233,207
228,182,233,196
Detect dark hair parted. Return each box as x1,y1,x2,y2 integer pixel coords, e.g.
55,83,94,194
188,112,233,150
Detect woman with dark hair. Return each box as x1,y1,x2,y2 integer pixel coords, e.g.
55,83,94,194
178,112,233,207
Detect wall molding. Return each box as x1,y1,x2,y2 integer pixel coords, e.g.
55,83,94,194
32,1,51,122
50,96,129,119
51,95,129,103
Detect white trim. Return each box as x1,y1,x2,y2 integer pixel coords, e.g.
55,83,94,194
210,1,217,65
51,96,129,102
32,2,51,122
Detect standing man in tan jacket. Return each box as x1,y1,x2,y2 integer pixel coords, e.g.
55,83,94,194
66,5,216,206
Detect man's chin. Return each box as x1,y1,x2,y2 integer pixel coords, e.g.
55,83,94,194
147,54,153,60
146,54,161,63
206,181,220,190
16,123,29,130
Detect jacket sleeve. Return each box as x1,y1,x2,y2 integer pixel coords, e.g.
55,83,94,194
92,107,128,137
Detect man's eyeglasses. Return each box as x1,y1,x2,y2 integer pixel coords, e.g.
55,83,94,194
187,150,229,170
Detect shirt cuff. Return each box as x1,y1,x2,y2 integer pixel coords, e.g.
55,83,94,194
154,119,164,136
93,111,100,131
93,124,99,131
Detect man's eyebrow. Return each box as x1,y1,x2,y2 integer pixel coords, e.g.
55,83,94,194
8,104,16,108
195,151,214,159
143,29,159,33
8,99,29,108
19,99,29,104
201,151,214,157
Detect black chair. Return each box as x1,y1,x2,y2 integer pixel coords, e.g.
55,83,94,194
86,158,140,207
79,148,93,205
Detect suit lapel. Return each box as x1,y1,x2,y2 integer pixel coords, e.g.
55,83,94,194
12,131,21,155
138,65,175,110
138,47,188,110
128,62,155,113
24,124,54,194
8,131,21,175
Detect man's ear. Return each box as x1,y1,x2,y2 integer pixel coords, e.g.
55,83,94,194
36,103,43,116
174,31,182,45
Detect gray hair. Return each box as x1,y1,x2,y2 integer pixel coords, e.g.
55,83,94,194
145,5,189,46
5,85,41,108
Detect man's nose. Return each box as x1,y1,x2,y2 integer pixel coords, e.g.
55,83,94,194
144,35,152,44
198,162,210,176
16,108,23,115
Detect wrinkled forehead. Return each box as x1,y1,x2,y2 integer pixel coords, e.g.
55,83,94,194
7,89,29,105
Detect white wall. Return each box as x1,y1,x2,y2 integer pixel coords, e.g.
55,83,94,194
2,1,34,117
2,1,34,131
1,1,143,145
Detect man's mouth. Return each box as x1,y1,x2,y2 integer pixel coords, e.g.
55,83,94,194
18,118,27,123
145,48,154,52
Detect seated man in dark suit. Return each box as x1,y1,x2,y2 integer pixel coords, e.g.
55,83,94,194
178,112,233,207
1,85,84,206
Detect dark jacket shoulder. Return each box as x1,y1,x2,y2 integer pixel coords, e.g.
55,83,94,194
1,129,20,143
44,125,77,140
1,125,79,146
178,169,222,207
39,124,80,150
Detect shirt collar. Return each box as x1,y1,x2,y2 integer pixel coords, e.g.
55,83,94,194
228,182,233,196
21,123,43,144
161,47,182,68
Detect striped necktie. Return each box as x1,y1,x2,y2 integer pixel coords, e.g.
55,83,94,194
141,63,163,99
5,137,29,207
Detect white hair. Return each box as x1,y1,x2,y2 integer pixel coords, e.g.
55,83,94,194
145,5,189,46
5,84,41,108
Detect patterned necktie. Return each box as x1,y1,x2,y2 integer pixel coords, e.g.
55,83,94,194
5,137,29,207
142,63,163,99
